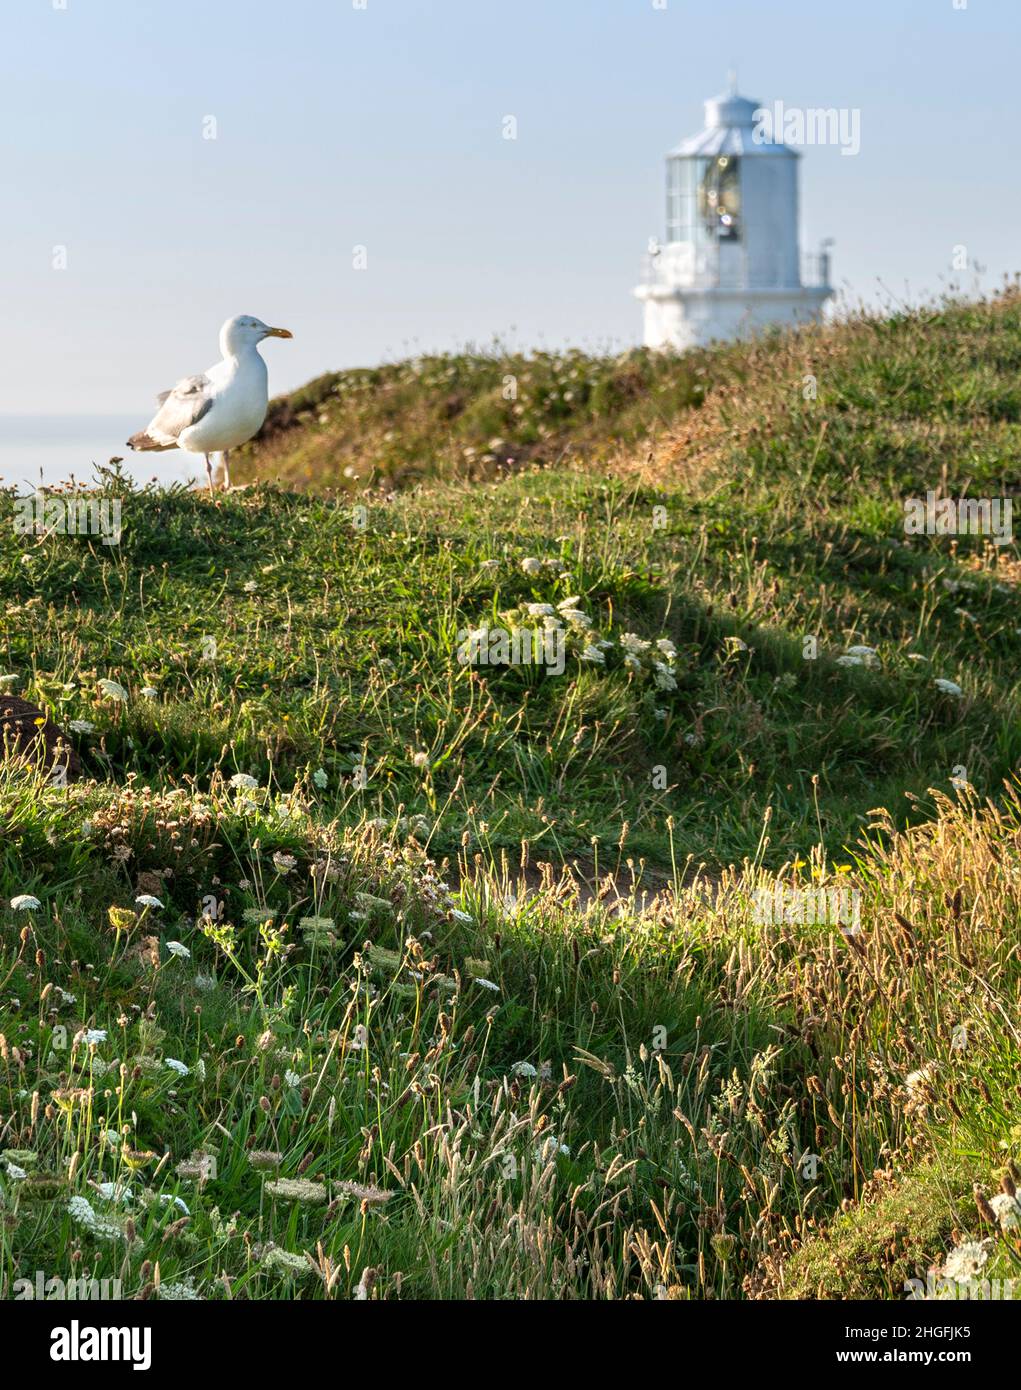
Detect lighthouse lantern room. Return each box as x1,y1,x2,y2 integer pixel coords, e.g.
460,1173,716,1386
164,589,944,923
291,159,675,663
636,84,833,350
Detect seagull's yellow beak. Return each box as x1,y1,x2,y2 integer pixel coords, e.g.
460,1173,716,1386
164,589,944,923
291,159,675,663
265,326,293,339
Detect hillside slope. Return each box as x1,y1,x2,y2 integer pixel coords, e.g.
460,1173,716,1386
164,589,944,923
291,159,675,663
5,294,1021,869
1,293,1020,1302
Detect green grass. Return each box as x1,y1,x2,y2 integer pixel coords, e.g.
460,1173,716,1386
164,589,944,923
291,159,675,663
2,291,1021,1300
235,340,712,492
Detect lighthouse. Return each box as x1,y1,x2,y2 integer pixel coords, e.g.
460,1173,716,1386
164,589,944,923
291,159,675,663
635,83,833,351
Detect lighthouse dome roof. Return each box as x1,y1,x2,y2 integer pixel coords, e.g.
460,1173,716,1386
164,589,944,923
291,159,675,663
669,87,798,159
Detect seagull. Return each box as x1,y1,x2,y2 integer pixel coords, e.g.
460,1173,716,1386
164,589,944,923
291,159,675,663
127,314,292,491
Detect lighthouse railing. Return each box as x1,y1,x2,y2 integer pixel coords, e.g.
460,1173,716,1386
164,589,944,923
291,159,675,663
641,243,829,291
801,250,832,289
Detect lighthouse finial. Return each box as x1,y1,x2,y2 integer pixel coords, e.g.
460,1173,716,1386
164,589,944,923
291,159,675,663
727,68,738,95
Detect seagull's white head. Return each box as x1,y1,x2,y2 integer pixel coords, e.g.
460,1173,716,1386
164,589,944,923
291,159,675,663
219,314,293,357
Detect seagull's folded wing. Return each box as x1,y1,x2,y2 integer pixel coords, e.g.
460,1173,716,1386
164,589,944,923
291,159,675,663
128,375,214,450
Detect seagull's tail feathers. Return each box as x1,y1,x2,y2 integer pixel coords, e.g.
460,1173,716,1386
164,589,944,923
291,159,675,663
126,429,177,452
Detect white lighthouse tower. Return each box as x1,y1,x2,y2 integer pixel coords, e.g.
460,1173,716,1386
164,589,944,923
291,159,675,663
635,83,833,351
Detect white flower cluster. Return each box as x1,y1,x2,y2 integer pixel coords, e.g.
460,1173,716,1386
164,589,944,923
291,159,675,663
618,633,678,691
485,594,679,691
67,1195,123,1242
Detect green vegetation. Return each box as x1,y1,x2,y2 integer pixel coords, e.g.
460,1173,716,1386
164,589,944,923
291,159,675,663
1,292,1020,1299
236,341,711,491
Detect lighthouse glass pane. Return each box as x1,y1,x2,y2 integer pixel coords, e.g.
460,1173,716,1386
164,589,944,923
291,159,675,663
665,158,698,245
699,156,741,241
665,158,685,243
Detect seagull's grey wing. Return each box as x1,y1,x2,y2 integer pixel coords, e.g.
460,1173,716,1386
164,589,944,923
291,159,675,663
127,375,214,451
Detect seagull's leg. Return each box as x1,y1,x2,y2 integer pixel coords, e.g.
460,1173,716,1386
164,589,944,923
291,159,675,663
205,453,214,493
221,450,231,492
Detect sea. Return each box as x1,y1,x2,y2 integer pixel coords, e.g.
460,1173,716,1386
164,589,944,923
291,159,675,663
0,415,208,492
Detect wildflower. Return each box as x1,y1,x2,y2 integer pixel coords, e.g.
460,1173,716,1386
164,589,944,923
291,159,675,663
724,637,749,653
299,915,335,932
473,976,500,991
520,557,542,576
2,1149,37,1170
313,767,328,788
97,679,129,702
243,907,275,926
67,719,96,734
4,1161,27,1180
243,580,258,593
68,1194,97,1226
478,559,500,573
166,941,191,960
157,1278,202,1300
82,1029,107,1046
140,686,159,698
942,1240,990,1283
525,603,557,618
264,1178,328,1205
412,751,429,768
534,1135,570,1162
229,772,259,791
248,1150,283,1172
272,851,297,874
135,894,164,909
67,1194,123,1241
334,1180,395,1205
165,1058,190,1077
120,1146,157,1172
511,1061,538,1078
354,891,391,912
905,1063,935,1104
559,609,590,625
835,654,863,667
656,638,677,659
262,1247,315,1278
653,662,677,692
989,1192,1021,1231
10,895,41,911
906,653,928,662
284,1070,301,1089
846,645,878,658
93,1182,132,1204
711,1233,736,1261
449,908,473,925
934,678,964,697
175,1153,212,1182
579,645,605,664
194,972,216,992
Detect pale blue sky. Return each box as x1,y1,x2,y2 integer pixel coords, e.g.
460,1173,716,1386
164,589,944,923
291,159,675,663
1,0,1016,414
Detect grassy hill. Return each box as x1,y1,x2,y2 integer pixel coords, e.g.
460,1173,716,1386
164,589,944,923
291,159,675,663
1,292,1020,1300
